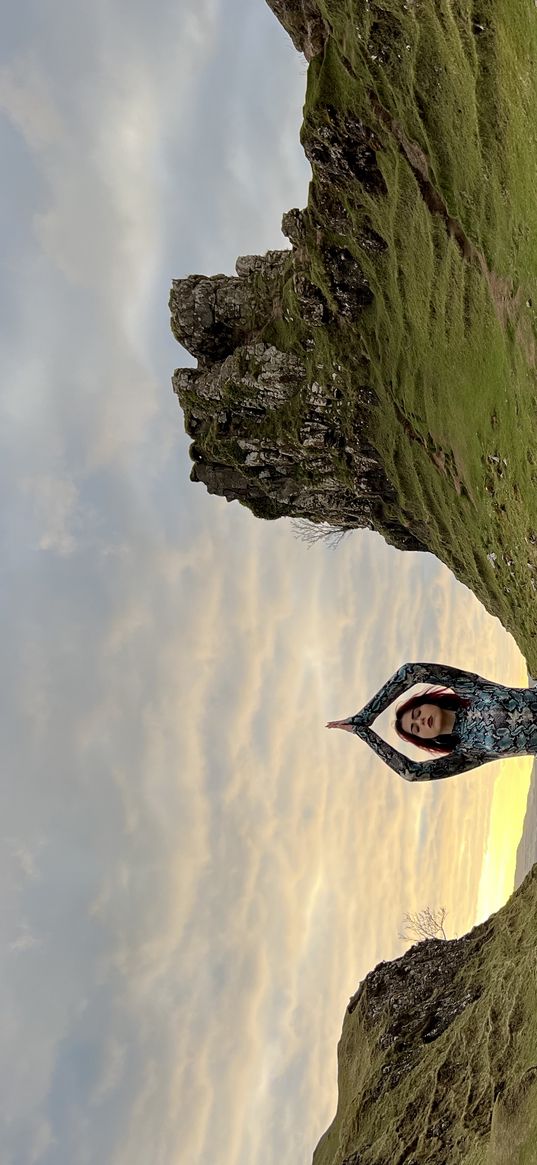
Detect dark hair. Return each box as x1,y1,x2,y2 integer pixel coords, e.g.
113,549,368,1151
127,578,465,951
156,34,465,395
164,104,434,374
395,686,471,754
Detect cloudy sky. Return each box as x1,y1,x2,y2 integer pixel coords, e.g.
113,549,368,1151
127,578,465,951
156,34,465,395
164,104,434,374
0,2,532,1163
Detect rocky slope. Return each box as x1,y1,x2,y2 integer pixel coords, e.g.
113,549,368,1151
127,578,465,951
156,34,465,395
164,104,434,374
170,246,424,551
169,0,537,667
265,0,328,59
314,863,537,1165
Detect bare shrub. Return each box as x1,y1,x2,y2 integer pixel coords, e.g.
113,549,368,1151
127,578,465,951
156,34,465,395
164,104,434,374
399,906,448,943
291,518,351,548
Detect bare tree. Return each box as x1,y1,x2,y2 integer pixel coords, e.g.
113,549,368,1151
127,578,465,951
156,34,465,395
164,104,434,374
399,906,448,943
291,519,351,549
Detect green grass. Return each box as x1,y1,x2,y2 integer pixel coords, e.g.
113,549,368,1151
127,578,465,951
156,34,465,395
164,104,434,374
256,8,537,1160
260,0,537,669
313,864,537,1165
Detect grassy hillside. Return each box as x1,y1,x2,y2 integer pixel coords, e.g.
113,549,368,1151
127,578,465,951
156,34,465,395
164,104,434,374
261,0,537,667
257,7,537,1160
313,863,537,1165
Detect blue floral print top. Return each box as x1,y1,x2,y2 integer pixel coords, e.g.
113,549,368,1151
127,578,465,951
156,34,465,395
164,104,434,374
347,662,537,782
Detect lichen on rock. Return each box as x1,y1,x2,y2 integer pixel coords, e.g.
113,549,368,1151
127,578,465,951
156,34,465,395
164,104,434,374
169,112,424,553
171,249,424,550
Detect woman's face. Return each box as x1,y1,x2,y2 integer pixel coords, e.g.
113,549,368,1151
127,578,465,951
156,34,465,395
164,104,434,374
400,702,442,740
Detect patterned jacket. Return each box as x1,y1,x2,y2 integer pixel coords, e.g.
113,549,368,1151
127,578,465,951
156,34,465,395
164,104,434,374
348,662,537,781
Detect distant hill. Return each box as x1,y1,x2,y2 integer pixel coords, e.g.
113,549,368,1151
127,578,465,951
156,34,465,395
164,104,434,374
515,759,537,889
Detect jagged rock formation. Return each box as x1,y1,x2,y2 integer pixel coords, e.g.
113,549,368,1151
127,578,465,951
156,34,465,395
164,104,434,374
314,864,537,1165
168,0,432,555
170,251,292,364
167,0,473,557
174,334,413,536
169,0,537,667
171,247,424,549
170,151,425,552
265,0,328,60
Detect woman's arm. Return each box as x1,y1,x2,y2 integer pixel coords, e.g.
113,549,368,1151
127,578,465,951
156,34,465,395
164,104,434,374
352,662,490,728
352,722,491,782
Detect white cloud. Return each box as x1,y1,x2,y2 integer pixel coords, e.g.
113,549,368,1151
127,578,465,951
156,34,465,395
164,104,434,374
0,54,64,150
0,2,529,1164
29,1119,57,1165
21,473,79,555
9,922,39,954
90,1037,127,1107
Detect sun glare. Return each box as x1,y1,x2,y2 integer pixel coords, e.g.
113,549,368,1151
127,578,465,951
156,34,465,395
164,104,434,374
475,753,533,923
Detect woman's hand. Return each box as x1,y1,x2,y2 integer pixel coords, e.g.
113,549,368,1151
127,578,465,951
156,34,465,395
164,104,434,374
326,719,355,732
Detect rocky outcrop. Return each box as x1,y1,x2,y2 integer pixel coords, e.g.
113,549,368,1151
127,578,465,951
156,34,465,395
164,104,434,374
169,250,291,364
265,0,328,60
173,336,420,541
169,81,430,556
314,865,537,1165
171,250,425,551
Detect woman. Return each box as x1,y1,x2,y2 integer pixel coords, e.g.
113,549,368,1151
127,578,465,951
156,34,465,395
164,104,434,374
326,662,537,781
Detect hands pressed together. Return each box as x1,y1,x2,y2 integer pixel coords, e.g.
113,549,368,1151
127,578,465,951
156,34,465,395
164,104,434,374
325,719,355,732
